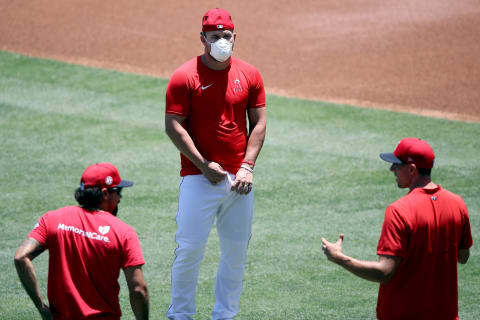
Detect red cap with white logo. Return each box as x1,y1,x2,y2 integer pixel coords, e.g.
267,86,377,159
380,137,435,169
80,163,133,189
202,8,234,32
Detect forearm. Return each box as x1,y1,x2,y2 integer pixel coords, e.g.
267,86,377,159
165,123,206,169
124,266,149,320
129,288,149,320
244,119,266,164
14,257,46,310
334,253,392,284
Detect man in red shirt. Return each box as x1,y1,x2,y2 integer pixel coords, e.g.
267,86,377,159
322,138,473,320
14,163,149,319
165,8,266,320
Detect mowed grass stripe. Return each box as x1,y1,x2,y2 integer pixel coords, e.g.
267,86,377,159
0,51,478,319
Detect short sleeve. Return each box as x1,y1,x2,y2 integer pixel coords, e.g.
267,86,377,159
121,230,145,269
27,216,48,248
166,70,191,117
459,202,473,249
248,68,266,108
377,205,408,258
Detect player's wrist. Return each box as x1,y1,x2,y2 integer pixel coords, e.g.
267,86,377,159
35,301,47,312
334,252,351,267
197,158,210,171
242,159,255,168
240,163,254,173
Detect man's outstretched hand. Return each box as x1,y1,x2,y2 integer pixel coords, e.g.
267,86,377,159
322,234,345,263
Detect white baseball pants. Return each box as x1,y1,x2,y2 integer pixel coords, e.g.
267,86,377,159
167,173,254,320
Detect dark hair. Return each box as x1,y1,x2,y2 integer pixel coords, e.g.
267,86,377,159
74,187,103,209
418,167,432,177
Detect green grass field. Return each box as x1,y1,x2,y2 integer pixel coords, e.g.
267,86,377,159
0,50,478,319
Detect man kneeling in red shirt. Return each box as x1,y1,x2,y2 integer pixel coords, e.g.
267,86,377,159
14,163,149,319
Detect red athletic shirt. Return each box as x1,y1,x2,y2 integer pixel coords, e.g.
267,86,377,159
165,56,266,176
28,206,145,320
376,185,473,320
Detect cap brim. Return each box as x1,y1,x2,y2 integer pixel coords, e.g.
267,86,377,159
116,180,134,188
379,153,403,164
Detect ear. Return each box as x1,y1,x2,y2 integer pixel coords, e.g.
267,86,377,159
409,163,417,174
200,32,207,45
101,188,109,200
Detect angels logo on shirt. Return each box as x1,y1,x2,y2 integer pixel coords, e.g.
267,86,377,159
233,79,242,93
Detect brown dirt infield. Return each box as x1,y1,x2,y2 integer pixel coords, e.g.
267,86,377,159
1,1,479,122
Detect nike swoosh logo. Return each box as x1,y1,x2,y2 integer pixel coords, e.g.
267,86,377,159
201,84,213,90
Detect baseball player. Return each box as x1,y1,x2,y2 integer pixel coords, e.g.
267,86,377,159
14,163,149,319
164,8,267,320
322,138,473,320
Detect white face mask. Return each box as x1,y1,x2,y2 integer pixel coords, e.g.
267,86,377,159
207,37,233,62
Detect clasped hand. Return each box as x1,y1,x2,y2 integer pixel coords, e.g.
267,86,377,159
201,161,253,194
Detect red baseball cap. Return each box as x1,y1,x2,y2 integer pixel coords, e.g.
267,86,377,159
202,8,234,32
380,137,435,169
80,162,133,189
